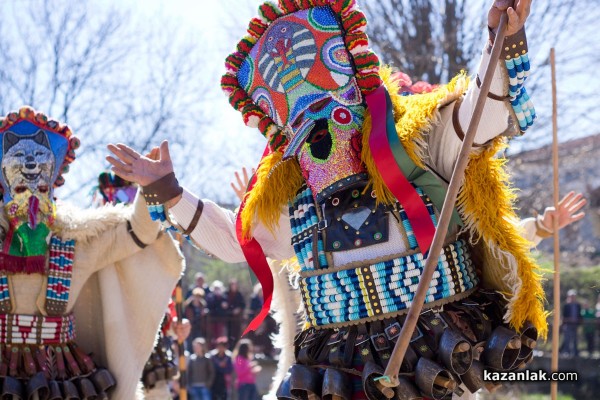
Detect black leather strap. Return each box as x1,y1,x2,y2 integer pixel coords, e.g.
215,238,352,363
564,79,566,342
127,220,148,249
183,199,204,235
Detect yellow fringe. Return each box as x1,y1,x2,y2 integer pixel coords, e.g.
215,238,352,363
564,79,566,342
458,139,549,338
240,152,304,239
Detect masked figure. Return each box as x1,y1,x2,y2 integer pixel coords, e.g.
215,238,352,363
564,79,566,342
0,107,183,399
108,0,545,398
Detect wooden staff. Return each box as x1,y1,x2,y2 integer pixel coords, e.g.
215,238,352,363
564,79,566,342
175,278,187,400
376,12,510,393
550,47,560,400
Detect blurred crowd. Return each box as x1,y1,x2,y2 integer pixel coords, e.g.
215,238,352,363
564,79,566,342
161,272,279,400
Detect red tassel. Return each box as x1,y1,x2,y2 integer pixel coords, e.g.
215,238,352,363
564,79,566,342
0,253,46,275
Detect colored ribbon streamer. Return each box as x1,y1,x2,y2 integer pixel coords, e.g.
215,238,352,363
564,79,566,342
236,146,274,336
366,86,436,254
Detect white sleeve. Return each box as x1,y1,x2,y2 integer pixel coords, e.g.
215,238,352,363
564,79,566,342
519,217,552,247
428,48,512,181
169,188,295,263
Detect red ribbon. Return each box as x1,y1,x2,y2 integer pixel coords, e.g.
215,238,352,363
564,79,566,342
236,146,274,336
366,86,436,254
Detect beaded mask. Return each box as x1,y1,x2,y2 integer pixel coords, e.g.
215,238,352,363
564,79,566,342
222,0,381,198
0,107,78,273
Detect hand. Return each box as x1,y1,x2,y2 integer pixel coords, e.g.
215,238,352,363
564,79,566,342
488,0,532,37
540,191,587,232
230,167,254,202
106,140,174,187
172,317,191,341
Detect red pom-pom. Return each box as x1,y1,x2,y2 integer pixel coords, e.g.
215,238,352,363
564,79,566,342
278,0,298,13
54,175,65,187
19,106,36,120
342,10,367,34
237,37,255,54
69,136,81,150
258,2,282,22
6,112,19,122
248,17,268,38
331,0,356,14
35,112,48,125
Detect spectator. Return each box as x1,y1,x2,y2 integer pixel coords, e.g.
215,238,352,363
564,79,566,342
188,272,211,298
206,281,228,341
582,300,596,356
247,284,277,358
226,279,246,344
187,338,215,400
560,289,582,357
184,288,208,349
233,339,261,400
209,336,233,400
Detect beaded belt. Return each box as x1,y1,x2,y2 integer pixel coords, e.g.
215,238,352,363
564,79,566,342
0,313,75,344
300,239,479,328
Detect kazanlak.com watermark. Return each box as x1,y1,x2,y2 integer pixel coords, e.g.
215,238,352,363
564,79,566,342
484,369,578,382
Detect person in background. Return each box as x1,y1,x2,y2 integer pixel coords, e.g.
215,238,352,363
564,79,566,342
187,338,215,400
582,300,596,356
560,289,582,357
233,339,261,400
184,287,208,349
188,272,211,298
226,279,246,344
209,336,233,400
206,281,228,342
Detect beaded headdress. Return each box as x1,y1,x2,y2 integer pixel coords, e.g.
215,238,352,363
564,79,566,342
221,0,382,154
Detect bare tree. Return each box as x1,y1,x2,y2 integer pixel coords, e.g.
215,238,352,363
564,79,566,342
0,0,218,202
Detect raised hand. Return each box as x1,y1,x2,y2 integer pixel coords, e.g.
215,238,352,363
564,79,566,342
488,0,532,37
540,191,587,232
230,167,255,202
106,140,174,187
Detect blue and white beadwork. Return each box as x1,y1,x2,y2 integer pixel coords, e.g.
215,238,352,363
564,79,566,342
505,52,535,132
300,239,478,327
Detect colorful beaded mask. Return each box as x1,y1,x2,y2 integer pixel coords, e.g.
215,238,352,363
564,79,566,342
0,107,79,273
222,0,382,196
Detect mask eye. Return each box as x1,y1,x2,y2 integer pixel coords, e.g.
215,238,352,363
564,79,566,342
332,106,352,125
268,36,273,42
309,98,332,113
281,27,287,33
291,112,305,129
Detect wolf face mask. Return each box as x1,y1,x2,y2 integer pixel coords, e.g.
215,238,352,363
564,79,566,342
0,107,78,273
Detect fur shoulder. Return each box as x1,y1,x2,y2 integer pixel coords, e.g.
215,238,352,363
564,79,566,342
53,201,132,243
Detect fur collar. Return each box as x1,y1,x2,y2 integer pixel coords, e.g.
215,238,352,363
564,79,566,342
0,201,131,245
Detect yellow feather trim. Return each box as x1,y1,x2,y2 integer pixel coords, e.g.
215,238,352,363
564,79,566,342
458,138,549,338
240,152,304,239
